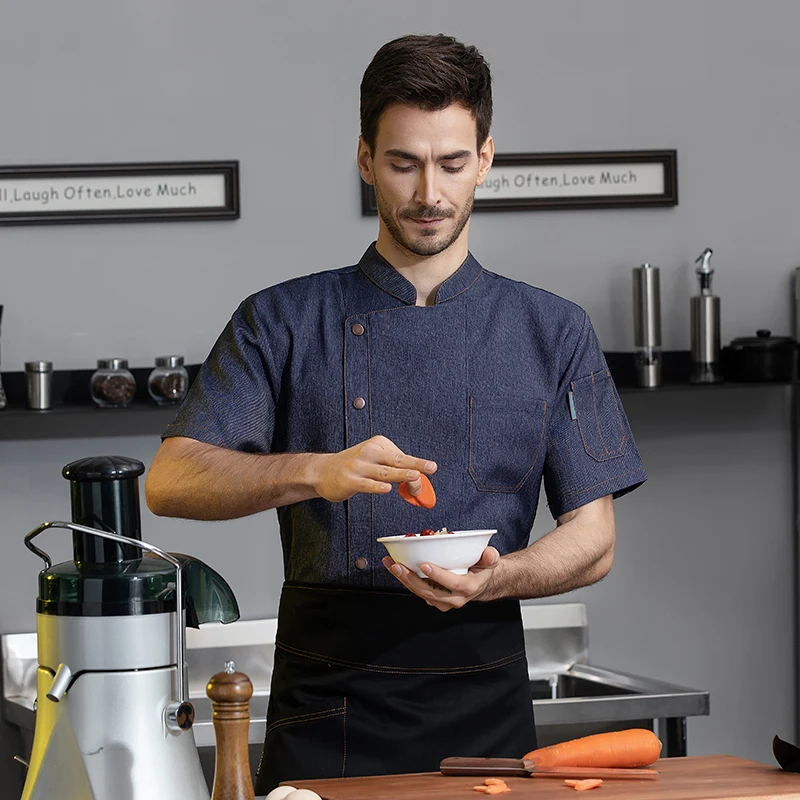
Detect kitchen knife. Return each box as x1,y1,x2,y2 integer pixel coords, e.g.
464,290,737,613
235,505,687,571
440,757,660,780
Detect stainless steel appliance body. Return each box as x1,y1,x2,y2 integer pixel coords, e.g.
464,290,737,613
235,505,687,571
632,263,662,387
690,248,724,384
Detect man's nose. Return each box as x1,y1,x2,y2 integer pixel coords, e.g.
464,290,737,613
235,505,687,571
414,167,441,207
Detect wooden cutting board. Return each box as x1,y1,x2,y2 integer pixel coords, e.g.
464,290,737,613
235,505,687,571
284,755,800,800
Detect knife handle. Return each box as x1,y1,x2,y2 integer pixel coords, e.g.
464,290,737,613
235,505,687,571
440,758,530,777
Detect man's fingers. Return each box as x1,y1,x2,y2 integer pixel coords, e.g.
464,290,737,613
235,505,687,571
364,465,424,486
366,436,437,474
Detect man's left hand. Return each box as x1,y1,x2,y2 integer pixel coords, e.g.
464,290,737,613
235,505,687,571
382,546,501,612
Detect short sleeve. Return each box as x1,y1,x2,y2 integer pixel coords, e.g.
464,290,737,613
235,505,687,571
543,312,647,518
162,297,278,453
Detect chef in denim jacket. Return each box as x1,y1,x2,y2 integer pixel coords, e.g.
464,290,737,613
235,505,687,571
146,34,647,794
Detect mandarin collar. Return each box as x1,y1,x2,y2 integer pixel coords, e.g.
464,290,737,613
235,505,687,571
357,243,483,306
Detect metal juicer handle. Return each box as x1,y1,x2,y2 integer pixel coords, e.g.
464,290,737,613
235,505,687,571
25,521,188,706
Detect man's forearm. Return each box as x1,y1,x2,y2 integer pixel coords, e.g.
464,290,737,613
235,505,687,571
146,439,323,520
480,501,615,601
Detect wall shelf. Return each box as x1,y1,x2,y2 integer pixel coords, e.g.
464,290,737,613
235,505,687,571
0,354,792,441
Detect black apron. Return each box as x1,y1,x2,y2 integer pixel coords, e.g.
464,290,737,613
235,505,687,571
254,583,536,794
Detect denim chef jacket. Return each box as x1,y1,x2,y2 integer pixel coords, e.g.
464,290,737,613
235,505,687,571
164,244,647,589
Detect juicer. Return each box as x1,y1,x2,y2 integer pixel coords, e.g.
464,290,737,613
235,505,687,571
20,455,240,800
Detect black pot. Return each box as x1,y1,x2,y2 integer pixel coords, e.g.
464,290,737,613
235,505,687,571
721,329,797,382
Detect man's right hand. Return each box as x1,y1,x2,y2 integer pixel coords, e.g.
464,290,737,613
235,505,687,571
313,435,437,503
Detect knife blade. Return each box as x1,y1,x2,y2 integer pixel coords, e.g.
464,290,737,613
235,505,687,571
440,757,660,780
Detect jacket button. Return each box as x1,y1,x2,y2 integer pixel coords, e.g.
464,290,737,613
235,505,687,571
351,323,365,336
355,557,368,570
352,397,366,409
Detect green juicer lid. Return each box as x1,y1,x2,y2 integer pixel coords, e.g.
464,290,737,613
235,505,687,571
38,554,240,625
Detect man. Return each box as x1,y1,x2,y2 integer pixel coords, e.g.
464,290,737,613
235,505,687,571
146,34,646,793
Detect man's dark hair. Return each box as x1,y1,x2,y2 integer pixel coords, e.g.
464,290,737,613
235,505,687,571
360,34,493,154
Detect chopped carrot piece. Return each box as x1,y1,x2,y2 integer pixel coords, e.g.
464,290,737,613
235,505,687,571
564,780,579,787
485,787,511,795
484,778,507,786
473,786,489,793
572,778,603,791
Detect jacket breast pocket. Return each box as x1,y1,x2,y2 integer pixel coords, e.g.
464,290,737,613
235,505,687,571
468,395,547,492
571,371,627,462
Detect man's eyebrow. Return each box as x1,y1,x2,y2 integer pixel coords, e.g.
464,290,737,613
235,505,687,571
383,149,472,161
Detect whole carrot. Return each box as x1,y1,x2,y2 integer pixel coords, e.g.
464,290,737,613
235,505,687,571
523,729,661,768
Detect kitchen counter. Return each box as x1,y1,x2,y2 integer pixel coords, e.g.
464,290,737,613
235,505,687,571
283,756,800,800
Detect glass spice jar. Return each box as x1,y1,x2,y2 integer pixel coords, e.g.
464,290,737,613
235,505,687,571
90,358,137,408
148,355,189,405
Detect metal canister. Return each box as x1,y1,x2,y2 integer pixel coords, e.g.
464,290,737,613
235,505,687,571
632,263,662,387
25,361,53,410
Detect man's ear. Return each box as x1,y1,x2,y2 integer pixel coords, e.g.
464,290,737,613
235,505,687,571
357,136,375,185
475,135,495,187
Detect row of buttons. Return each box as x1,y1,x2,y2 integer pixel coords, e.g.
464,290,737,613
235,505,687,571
351,322,366,409
351,321,369,573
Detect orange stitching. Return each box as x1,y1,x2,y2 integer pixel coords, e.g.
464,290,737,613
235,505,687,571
573,373,627,462
468,397,548,492
266,707,346,737
275,641,526,675
561,467,646,498
282,585,414,598
342,697,347,778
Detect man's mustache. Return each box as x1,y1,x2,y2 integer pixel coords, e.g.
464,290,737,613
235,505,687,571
399,207,456,220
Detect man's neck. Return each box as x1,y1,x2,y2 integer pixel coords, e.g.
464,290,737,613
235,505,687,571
374,231,469,307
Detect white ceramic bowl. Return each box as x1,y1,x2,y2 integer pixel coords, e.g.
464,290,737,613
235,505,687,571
377,529,497,578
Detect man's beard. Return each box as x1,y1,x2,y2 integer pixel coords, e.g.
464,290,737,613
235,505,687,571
374,179,474,257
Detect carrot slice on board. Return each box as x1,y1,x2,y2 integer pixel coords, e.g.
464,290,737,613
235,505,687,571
483,779,507,786
398,473,436,508
472,786,489,793
572,779,604,791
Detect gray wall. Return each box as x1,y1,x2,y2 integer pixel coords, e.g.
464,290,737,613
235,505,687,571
1,0,797,791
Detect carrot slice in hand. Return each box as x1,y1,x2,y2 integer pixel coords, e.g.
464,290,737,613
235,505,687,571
398,472,436,509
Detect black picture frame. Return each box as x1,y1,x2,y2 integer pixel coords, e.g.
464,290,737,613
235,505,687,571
360,150,677,215
0,160,240,225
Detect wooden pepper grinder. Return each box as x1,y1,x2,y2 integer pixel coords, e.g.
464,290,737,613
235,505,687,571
206,661,257,800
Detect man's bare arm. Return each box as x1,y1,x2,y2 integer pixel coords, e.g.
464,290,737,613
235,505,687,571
480,494,615,600
382,494,615,610
145,435,437,521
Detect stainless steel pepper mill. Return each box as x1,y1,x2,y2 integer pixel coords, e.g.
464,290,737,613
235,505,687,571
632,263,662,388
690,248,723,384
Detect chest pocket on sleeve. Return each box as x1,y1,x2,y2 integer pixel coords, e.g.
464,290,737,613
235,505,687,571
469,395,547,492
571,371,627,462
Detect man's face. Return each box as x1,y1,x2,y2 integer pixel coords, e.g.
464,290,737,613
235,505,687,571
358,103,494,258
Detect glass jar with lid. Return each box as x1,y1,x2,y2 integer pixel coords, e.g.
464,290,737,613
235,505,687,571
148,355,189,405
90,359,137,408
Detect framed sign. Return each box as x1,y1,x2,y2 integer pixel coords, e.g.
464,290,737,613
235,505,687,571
361,150,677,214
0,161,239,225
